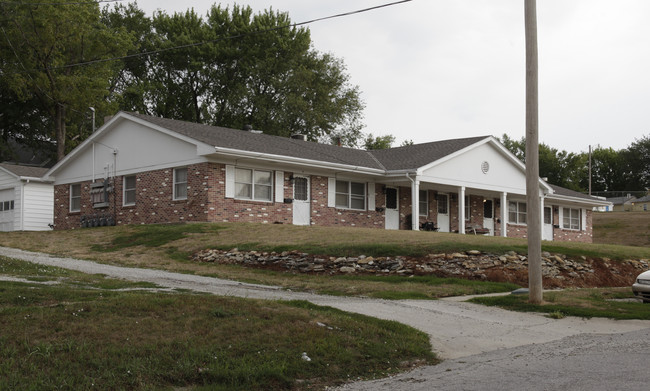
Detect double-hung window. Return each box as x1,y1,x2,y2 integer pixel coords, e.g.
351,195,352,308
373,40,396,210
173,168,188,200
123,176,136,206
335,180,366,210
419,190,428,217
465,195,471,221
562,208,581,230
0,200,14,212
70,184,81,212
235,168,272,201
508,201,527,224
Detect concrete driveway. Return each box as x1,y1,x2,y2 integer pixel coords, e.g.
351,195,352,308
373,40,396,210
2,246,649,390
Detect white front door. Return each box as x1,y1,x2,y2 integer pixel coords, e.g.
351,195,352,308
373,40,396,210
436,193,450,232
543,206,554,241
292,176,310,226
483,199,494,236
385,187,399,230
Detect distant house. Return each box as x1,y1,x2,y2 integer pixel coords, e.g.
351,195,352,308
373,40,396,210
44,112,610,242
630,194,650,212
0,163,53,231
606,195,637,212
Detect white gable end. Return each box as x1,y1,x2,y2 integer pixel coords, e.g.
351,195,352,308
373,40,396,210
419,142,529,195
53,119,206,184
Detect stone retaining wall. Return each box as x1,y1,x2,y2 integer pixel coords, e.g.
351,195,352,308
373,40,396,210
193,248,649,288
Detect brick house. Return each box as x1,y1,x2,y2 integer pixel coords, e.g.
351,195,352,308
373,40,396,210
44,112,610,242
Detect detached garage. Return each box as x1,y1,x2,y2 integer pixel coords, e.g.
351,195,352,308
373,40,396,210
0,163,53,231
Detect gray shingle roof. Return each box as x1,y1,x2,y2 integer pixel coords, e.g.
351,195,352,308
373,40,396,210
606,196,636,205
370,136,490,170
0,163,49,178
634,194,650,203
548,184,604,202
127,112,384,170
125,112,490,172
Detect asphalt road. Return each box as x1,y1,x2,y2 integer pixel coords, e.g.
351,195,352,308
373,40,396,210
2,246,649,390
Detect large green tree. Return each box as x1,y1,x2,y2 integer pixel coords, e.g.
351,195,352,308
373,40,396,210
1,0,132,161
106,4,364,143
623,135,650,190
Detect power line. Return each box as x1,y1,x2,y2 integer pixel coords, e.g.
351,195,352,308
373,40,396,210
0,0,123,5
33,0,415,72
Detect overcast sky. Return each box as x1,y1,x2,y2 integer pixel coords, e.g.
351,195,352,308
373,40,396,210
135,0,650,153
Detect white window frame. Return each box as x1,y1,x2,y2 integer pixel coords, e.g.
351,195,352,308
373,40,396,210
562,207,581,230
465,195,471,221
234,167,273,202
123,176,136,206
70,184,81,212
0,200,14,212
508,201,527,225
173,168,188,200
419,189,428,217
335,180,366,210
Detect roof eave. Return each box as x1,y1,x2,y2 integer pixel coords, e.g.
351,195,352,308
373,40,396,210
19,176,52,183
211,146,385,176
545,194,612,207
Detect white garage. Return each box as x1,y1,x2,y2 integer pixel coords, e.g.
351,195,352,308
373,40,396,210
0,163,53,231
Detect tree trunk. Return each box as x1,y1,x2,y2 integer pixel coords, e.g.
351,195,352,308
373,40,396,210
525,0,543,304
55,104,67,161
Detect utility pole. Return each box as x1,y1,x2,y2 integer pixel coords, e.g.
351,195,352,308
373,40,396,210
525,0,543,304
589,145,591,195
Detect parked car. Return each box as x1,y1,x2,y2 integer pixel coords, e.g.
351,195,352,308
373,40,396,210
632,270,650,303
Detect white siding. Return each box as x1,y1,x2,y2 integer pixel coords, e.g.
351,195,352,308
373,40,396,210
0,170,19,231
53,120,207,185
22,182,54,231
421,142,532,196
0,187,17,231
0,169,53,231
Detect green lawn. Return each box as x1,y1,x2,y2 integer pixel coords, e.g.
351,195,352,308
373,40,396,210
0,256,435,390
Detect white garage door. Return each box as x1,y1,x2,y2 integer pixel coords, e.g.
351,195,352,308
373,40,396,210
0,188,15,231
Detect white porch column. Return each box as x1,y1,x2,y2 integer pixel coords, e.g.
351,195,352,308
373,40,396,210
411,178,420,231
501,192,508,237
539,196,544,231
459,186,465,234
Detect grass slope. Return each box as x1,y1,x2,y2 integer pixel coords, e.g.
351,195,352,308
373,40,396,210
0,257,435,390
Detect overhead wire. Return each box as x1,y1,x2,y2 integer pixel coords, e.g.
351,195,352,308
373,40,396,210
1,0,414,123
14,0,414,72
0,0,123,5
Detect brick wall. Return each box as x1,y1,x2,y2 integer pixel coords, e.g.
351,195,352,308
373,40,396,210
212,167,292,224
309,176,384,228
52,163,594,243
553,209,593,243
53,163,214,230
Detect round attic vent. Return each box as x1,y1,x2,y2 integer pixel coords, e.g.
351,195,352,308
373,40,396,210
481,161,490,174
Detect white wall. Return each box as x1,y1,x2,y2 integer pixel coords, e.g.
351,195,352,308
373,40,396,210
0,170,19,231
0,170,53,231
420,142,530,195
22,182,54,231
53,119,207,185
